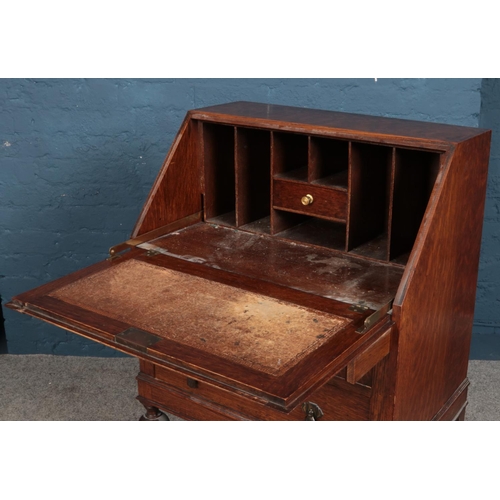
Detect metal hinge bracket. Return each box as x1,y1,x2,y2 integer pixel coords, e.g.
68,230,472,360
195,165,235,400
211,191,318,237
349,301,370,313
356,298,394,334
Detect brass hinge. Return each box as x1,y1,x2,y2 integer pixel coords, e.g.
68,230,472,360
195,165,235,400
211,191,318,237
349,301,370,313
302,402,324,421
115,327,162,353
356,298,394,334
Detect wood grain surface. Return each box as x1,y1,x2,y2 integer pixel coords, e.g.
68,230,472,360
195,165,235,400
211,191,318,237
191,101,486,146
273,178,347,222
393,132,491,420
133,117,201,236
149,223,403,309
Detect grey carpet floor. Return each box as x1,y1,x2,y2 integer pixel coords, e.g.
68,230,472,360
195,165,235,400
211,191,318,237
0,354,498,420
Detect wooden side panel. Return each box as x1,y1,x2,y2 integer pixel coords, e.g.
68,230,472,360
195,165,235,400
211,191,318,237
132,115,202,237
393,132,491,420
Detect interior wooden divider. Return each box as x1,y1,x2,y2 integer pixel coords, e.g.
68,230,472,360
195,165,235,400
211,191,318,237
271,131,308,234
386,148,397,260
271,130,309,181
309,136,349,189
389,148,441,264
235,127,271,233
203,122,236,226
270,131,348,248
201,122,441,267
347,143,393,260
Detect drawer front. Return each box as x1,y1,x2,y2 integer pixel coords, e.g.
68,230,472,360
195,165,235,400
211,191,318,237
273,179,347,221
138,363,371,421
151,364,278,420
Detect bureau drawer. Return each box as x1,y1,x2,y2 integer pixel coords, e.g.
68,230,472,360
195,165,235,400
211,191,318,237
273,179,347,221
145,363,286,420
138,363,372,421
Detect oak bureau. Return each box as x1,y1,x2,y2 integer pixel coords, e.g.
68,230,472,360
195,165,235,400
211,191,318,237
7,102,491,421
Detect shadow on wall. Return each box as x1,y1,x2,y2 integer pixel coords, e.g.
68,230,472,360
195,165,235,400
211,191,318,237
0,297,7,354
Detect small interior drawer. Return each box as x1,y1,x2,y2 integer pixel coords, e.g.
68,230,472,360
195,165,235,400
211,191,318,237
273,179,347,222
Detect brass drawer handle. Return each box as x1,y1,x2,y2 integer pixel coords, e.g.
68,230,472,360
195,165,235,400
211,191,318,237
301,194,314,206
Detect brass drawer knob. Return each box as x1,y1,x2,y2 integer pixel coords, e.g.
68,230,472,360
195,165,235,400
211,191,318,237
301,194,314,206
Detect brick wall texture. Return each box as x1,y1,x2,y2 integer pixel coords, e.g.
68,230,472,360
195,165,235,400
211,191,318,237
0,78,487,355
476,79,500,334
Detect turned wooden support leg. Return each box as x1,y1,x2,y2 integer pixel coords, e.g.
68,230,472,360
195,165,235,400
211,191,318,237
139,405,170,421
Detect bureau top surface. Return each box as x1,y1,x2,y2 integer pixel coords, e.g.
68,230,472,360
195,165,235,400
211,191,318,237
192,101,487,145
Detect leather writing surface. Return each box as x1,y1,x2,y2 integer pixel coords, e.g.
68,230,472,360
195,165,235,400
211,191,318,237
50,259,351,376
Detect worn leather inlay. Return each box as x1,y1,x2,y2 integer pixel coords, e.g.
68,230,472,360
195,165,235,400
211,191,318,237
49,260,351,375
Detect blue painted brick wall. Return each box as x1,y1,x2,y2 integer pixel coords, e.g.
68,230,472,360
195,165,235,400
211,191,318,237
0,78,484,355
475,79,500,334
